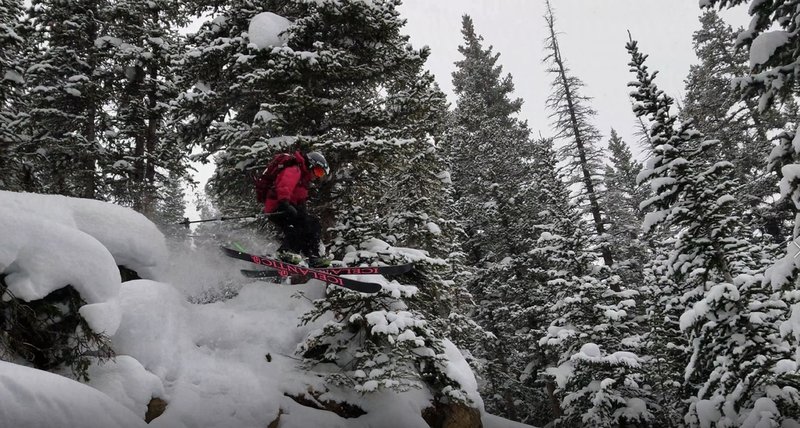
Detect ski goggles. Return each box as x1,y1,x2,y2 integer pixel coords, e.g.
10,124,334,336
312,166,326,178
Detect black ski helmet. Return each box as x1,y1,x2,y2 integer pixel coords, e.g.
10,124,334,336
306,151,330,176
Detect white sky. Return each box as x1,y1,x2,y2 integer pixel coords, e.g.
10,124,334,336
397,0,749,157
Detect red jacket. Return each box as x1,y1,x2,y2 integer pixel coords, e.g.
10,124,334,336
263,151,314,213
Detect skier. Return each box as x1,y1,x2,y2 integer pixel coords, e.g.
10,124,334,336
263,150,331,267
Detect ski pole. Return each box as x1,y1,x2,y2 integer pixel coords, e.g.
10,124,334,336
178,212,285,228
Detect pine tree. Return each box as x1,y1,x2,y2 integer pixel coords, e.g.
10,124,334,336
153,176,188,239
603,129,648,287
529,138,653,427
683,10,789,243
6,0,191,211
466,157,544,422
447,14,535,265
698,0,800,424
627,35,798,426
0,0,22,98
543,1,613,282
177,0,299,214
22,0,114,198
379,136,484,354
445,15,542,420
0,0,26,191
101,0,191,215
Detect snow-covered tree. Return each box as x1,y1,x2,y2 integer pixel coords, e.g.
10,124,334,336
5,0,192,212
446,14,536,266
628,35,799,426
297,282,470,405
526,137,653,427
683,10,790,243
178,0,445,220
0,0,26,191
603,129,648,287
152,175,188,239
700,0,800,107
445,14,542,420
22,0,114,198
0,0,22,100
176,0,286,213
697,0,800,424
378,136,485,356
101,0,191,215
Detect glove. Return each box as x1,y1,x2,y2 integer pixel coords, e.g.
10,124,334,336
278,200,298,217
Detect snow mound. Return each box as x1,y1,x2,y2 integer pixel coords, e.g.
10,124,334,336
112,280,194,381
248,12,292,49
0,191,170,335
87,356,165,419
0,361,147,428
0,198,122,335
443,339,484,408
0,190,168,279
749,30,789,68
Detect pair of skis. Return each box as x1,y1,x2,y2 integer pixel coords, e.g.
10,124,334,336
221,247,412,293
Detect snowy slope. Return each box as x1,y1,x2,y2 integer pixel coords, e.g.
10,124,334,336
0,191,532,428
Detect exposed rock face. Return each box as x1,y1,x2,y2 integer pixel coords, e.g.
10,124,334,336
145,397,167,423
286,391,366,419
119,265,141,282
422,402,482,428
268,409,283,428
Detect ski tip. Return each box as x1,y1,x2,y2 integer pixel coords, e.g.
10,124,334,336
221,246,244,255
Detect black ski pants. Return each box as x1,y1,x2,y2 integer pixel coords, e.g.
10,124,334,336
269,204,322,258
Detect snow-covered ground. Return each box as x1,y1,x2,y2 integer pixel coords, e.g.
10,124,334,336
0,190,533,428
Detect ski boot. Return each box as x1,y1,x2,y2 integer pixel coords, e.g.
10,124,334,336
308,256,332,268
276,249,303,265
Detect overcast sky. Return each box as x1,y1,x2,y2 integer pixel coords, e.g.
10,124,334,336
397,0,749,158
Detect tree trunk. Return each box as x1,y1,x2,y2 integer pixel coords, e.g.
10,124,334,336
546,380,562,420
141,58,161,217
546,10,617,290
81,14,99,200
126,64,146,213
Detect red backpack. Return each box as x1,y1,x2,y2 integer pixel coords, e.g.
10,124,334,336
254,153,297,203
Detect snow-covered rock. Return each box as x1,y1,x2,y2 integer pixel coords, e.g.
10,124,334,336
0,196,123,335
86,356,165,419
0,191,170,335
0,190,168,279
0,361,147,428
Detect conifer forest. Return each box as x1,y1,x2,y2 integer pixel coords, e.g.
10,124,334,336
2,0,800,427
